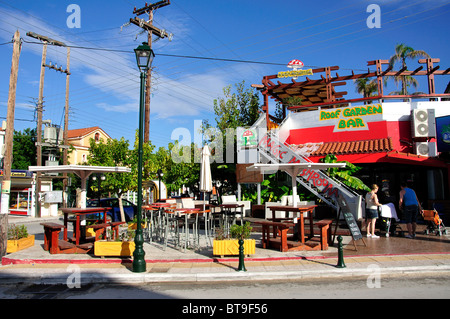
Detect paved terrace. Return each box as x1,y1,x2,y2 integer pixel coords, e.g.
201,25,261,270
1,216,450,284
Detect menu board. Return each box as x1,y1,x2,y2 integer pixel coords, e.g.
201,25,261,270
337,193,363,241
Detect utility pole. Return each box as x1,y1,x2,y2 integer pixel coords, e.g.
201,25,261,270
26,32,66,217
1,30,21,257
131,0,172,143
63,47,71,208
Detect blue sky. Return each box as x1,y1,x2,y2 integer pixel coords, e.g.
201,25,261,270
0,0,449,150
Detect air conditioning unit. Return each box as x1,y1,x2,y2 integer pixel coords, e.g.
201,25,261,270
414,142,437,157
411,109,436,138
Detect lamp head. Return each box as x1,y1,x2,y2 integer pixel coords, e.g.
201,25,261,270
134,42,154,72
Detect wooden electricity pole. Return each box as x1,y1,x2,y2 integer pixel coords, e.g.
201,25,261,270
1,30,21,257
131,0,171,143
26,32,66,217
62,47,71,208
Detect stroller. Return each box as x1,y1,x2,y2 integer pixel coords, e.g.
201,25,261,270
421,209,447,236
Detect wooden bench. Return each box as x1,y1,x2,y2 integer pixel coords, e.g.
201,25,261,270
86,223,110,241
255,220,294,252
316,219,333,250
41,223,66,254
41,222,95,254
110,221,126,240
254,219,332,252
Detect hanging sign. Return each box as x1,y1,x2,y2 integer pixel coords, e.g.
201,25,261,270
278,69,313,78
277,59,313,79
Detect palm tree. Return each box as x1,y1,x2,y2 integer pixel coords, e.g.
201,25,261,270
387,43,430,95
354,78,378,104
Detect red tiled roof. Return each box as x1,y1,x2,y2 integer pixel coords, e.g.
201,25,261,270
67,126,100,139
311,138,393,156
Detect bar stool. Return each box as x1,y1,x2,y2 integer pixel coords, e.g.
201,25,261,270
162,208,181,250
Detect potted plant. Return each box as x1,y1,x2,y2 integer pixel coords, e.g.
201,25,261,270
7,224,35,253
127,215,148,230
94,229,136,257
212,222,255,257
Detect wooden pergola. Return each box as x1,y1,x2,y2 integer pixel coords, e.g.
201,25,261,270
253,57,450,125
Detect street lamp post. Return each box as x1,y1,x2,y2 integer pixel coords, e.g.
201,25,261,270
133,42,154,273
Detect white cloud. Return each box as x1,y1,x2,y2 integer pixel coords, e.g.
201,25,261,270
0,6,263,127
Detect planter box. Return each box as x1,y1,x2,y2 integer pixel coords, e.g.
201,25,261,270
86,228,96,237
94,241,135,257
7,235,35,253
213,239,255,256
127,222,147,230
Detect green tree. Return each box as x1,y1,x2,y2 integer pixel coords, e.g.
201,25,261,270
320,154,370,192
12,128,37,170
213,80,261,131
387,43,430,95
87,133,156,220
87,136,133,198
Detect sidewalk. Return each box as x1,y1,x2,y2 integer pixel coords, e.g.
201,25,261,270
2,216,450,285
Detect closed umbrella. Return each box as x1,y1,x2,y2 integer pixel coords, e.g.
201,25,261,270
200,145,213,245
200,145,213,204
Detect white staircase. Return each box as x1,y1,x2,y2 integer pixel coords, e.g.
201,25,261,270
251,115,363,219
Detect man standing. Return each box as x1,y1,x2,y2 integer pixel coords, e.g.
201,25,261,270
399,181,422,238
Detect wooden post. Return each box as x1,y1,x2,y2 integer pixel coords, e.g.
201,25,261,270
144,12,153,143
63,47,70,208
1,30,21,257
35,41,48,218
419,58,440,95
375,59,384,96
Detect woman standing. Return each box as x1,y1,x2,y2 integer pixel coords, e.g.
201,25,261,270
365,184,382,238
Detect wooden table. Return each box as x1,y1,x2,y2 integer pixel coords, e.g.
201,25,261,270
268,205,317,244
61,207,111,245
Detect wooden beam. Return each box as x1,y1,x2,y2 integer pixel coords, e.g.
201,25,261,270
418,58,440,64
380,65,393,76
367,59,389,66
395,66,408,76
430,65,440,74
410,66,423,75
130,17,169,38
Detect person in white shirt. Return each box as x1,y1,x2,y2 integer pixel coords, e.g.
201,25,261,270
365,184,382,238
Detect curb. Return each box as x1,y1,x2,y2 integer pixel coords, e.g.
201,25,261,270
1,263,449,285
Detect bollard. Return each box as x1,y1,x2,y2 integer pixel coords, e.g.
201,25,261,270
237,239,247,272
336,235,346,268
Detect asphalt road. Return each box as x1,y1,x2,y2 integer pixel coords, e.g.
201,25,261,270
1,272,449,300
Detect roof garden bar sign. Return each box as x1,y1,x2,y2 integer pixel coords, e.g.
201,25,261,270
278,59,313,79
319,103,383,132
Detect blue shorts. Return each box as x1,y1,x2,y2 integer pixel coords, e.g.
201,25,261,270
366,208,378,219
403,205,419,223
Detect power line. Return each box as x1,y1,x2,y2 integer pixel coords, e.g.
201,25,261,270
20,38,287,66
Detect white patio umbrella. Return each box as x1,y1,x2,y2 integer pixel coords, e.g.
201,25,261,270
200,145,213,208
199,145,213,245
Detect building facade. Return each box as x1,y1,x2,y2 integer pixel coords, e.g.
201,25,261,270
67,127,111,165
253,57,450,221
